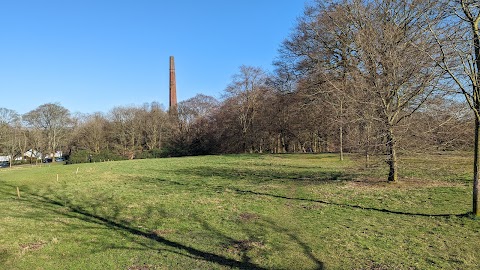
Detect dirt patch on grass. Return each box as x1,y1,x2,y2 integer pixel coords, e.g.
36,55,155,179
299,203,323,210
19,241,47,253
238,212,260,222
225,239,265,255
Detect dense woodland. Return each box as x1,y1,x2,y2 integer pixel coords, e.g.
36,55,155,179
0,0,478,182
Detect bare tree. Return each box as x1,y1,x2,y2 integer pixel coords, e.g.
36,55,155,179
428,0,480,215
282,1,361,159
353,0,443,181
166,94,220,156
140,102,170,151
224,66,268,153
108,106,142,159
399,97,472,152
0,108,22,167
23,103,72,161
71,112,108,154
279,0,443,181
178,94,219,132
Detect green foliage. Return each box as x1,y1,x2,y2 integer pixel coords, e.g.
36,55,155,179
0,153,479,269
135,148,167,159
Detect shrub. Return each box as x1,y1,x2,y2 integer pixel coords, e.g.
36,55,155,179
67,150,126,164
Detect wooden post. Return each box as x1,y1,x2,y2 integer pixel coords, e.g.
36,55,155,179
16,187,20,199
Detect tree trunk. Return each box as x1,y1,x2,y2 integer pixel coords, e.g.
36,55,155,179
473,117,480,215
365,123,370,168
242,131,247,153
472,10,480,216
340,125,344,161
339,101,344,161
52,129,57,162
386,127,398,182
277,134,282,153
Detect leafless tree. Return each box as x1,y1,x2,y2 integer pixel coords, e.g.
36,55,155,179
140,102,170,151
278,0,443,181
178,94,219,132
399,97,472,152
0,108,22,166
23,103,72,161
108,106,142,159
224,66,268,153
71,112,108,154
353,0,443,181
161,94,219,156
428,0,480,215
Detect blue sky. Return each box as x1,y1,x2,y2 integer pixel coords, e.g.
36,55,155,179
0,0,307,114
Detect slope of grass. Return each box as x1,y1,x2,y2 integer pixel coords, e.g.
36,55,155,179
0,153,478,269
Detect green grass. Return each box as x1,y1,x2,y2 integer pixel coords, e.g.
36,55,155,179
0,153,478,269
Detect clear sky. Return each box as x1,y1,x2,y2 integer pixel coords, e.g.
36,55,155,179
0,0,307,115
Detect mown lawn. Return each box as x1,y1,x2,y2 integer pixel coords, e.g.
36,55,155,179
0,153,478,269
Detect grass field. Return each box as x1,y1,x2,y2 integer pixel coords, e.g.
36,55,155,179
0,153,478,269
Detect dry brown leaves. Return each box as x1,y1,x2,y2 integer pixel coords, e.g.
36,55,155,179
19,241,47,254
152,229,176,236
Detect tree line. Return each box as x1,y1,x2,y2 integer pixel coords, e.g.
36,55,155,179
1,1,479,212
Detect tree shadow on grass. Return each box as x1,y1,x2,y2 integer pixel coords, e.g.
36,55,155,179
172,166,468,218
126,165,468,218
0,183,268,270
231,188,468,218
192,214,325,270
174,165,354,185
260,218,324,270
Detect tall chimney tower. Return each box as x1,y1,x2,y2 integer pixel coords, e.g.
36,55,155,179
169,56,177,112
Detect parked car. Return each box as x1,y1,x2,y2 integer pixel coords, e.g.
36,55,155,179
0,161,10,168
55,157,65,162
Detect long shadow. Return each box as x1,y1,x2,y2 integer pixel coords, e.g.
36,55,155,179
129,167,467,218
191,212,325,269
261,218,324,270
192,215,256,265
174,166,355,184
171,165,467,218
0,184,268,270
231,188,468,218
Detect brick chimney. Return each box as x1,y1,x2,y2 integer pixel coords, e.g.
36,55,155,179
169,56,177,112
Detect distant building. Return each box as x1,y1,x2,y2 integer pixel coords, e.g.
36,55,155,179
24,149,42,160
